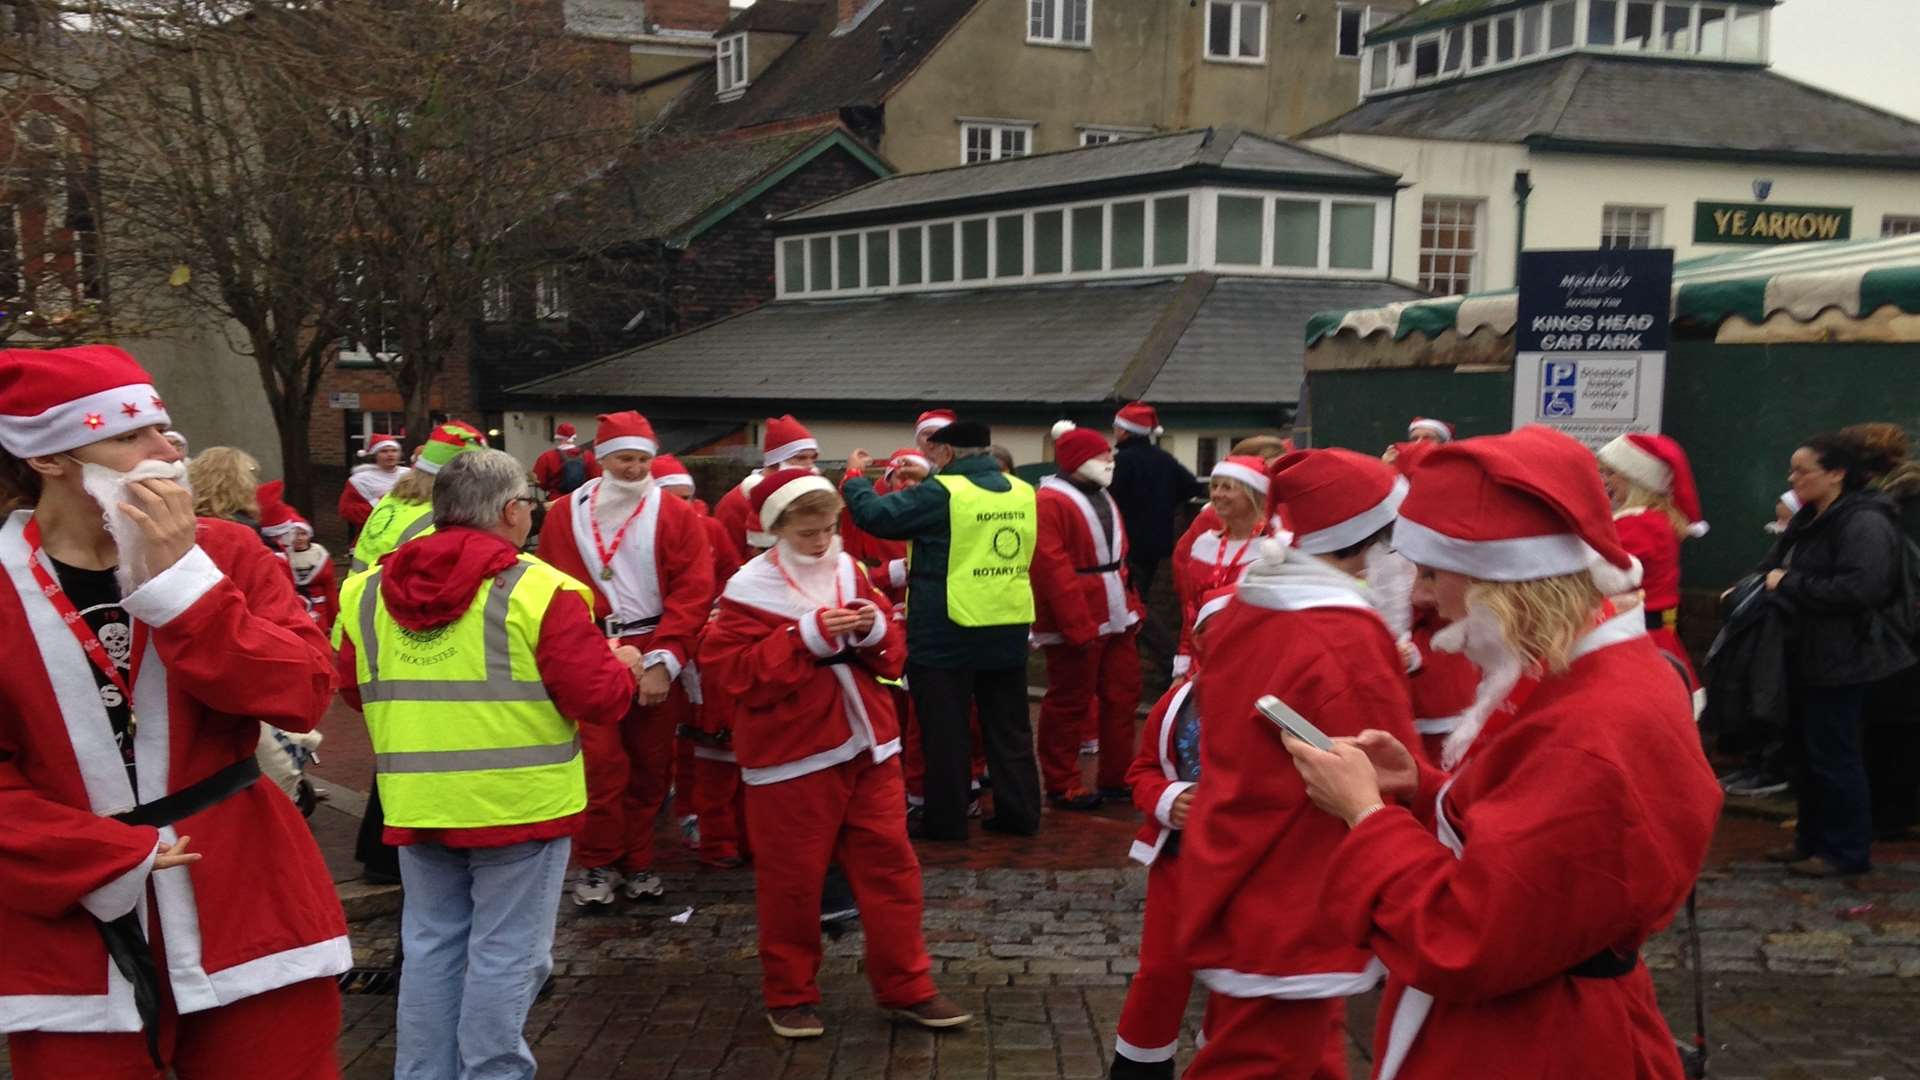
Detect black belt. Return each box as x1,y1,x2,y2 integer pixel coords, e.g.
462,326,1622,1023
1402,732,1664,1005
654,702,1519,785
1077,561,1122,575
103,755,265,1066
815,649,859,667
676,725,732,748
605,614,661,638
1566,948,1639,979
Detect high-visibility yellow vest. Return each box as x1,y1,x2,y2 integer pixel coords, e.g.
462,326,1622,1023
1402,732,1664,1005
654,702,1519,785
935,473,1036,627
337,554,590,829
351,496,435,573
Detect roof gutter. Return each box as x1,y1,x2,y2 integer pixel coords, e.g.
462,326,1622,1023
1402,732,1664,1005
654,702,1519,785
1524,135,1920,171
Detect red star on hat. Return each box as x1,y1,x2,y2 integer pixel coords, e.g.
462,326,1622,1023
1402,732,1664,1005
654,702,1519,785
83,412,105,429
151,395,165,410
120,402,142,418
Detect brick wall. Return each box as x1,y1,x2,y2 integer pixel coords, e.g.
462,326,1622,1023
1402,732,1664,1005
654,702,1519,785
648,0,729,32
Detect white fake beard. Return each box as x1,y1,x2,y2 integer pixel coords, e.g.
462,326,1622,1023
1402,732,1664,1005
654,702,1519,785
79,459,193,594
1366,545,1415,640
777,535,844,600
592,474,654,532
1430,599,1527,770
1074,460,1115,488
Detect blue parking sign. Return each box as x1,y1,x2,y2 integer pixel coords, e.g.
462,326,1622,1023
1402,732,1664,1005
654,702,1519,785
1542,361,1577,417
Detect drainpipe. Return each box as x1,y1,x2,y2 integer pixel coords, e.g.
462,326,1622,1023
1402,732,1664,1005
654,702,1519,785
1513,169,1534,282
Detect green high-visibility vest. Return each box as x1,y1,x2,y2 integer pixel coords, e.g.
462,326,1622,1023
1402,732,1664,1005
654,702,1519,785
351,496,435,573
935,473,1036,627
337,554,590,830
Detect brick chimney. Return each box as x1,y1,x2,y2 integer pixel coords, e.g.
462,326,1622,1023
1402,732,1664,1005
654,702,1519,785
648,0,730,33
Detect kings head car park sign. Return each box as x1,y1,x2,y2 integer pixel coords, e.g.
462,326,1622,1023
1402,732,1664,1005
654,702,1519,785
1513,249,1674,450
1694,201,1852,246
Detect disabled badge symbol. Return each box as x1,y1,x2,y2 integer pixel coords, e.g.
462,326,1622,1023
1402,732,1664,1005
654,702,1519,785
1542,361,1577,418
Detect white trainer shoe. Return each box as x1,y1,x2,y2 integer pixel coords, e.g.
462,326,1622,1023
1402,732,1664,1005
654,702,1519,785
622,872,665,901
572,866,621,907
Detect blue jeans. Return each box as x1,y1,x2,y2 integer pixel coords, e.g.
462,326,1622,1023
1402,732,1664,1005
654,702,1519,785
1791,684,1873,871
396,837,570,1080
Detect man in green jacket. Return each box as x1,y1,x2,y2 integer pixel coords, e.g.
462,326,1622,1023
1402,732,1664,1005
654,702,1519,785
845,420,1043,842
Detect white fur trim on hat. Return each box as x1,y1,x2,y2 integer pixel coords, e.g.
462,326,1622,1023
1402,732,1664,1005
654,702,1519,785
0,383,172,459
1209,460,1270,496
654,472,695,491
763,437,819,467
361,437,400,458
1596,437,1671,495
758,474,837,530
1408,418,1452,441
1392,516,1644,590
595,435,657,457
1050,420,1078,441
1294,477,1408,555
1114,415,1162,436
1192,592,1233,632
888,453,931,475
916,416,955,437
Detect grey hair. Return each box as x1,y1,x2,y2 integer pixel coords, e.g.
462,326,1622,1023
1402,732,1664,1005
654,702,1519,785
432,449,531,529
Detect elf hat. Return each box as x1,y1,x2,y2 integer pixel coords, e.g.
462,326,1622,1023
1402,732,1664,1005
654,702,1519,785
1269,449,1408,556
1209,455,1271,497
414,420,488,476
1393,425,1642,593
651,453,695,491
0,345,173,458
914,409,956,439
1113,401,1162,437
1055,428,1111,475
1597,433,1708,537
763,414,818,467
361,433,401,458
595,411,658,458
749,467,837,531
1408,417,1455,442
885,448,930,478
256,481,313,539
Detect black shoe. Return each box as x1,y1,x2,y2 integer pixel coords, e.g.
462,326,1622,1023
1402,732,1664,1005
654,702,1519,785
1049,789,1104,811
981,816,1038,837
907,817,967,842
1109,1053,1175,1080
1097,786,1132,802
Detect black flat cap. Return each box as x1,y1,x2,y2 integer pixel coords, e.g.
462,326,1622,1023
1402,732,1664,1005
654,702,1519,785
927,419,991,447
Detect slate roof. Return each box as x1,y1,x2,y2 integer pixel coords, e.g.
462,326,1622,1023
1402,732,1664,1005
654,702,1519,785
666,0,984,135
779,128,1400,228
1305,54,1920,167
614,125,876,243
505,274,1426,409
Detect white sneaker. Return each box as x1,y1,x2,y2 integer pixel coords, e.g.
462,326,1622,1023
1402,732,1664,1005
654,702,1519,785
623,872,665,901
1079,739,1100,756
572,866,621,907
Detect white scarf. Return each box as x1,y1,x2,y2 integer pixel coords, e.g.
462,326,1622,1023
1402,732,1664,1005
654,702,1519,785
79,459,193,594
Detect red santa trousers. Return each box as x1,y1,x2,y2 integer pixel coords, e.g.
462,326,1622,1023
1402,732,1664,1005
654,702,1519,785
674,733,698,821
741,755,938,1010
691,753,749,864
577,682,691,872
1038,630,1141,794
1115,856,1195,1064
1183,996,1348,1080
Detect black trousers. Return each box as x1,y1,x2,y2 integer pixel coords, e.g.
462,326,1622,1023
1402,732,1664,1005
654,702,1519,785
908,663,1041,840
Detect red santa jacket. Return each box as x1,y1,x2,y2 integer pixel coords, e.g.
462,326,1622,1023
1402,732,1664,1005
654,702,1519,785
0,513,347,1034
1614,507,1683,614
1323,608,1722,1080
1169,518,1276,676
699,548,905,784
684,506,743,746
1407,606,1480,765
711,473,770,564
532,445,600,501
1127,679,1197,866
281,547,340,637
1177,551,1417,1001
336,464,409,528
535,477,715,677
1031,476,1143,646
839,471,904,572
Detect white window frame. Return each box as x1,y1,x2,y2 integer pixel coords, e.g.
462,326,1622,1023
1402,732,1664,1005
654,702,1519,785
534,266,568,321
716,34,749,100
1204,0,1267,65
1881,215,1920,239
1078,124,1151,146
1600,205,1663,249
480,275,512,322
1027,0,1092,48
1335,4,1374,58
1418,197,1483,296
959,120,1035,164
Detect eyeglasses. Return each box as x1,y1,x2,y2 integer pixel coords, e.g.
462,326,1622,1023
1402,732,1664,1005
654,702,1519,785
509,495,539,508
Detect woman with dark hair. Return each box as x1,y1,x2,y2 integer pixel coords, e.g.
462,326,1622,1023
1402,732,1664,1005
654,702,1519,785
1845,423,1920,839
1758,430,1916,875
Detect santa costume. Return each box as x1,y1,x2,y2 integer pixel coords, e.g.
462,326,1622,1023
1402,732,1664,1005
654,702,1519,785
842,448,923,575
0,346,347,1077
1170,456,1279,678
257,482,339,636
1382,440,1481,764
914,409,955,450
697,470,949,1025
1177,449,1418,1080
1406,417,1455,444
1032,428,1143,803
1323,426,1722,1080
1596,432,1708,705
713,415,819,563
536,412,715,899
532,422,601,501
336,432,409,529
1112,588,1233,1078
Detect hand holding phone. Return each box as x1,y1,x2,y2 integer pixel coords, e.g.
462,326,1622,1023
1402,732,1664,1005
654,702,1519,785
1256,695,1335,752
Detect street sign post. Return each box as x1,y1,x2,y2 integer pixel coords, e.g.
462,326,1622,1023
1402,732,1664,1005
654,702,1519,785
1513,249,1674,450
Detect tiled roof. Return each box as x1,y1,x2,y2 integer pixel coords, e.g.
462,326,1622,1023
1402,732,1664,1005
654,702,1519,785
505,274,1425,408
779,128,1400,227
616,125,873,242
1306,55,1920,166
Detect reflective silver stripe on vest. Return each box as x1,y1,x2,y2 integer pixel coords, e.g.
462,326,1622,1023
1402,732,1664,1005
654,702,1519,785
375,733,582,775
350,556,369,573
358,560,541,703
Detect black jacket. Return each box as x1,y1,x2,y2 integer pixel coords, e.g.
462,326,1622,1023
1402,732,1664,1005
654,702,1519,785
1109,434,1199,563
1758,491,1917,687
1702,575,1794,752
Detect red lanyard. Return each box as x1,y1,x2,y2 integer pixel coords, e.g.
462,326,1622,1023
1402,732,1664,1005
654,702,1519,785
1207,525,1264,589
588,482,651,581
769,548,844,610
23,517,147,703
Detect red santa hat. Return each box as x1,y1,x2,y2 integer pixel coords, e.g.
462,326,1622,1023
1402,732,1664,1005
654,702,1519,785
554,422,578,445
749,467,837,531
1192,585,1235,634
1596,433,1708,537
1387,440,1436,477
1394,425,1642,594
650,453,694,491
1269,449,1409,555
0,345,173,458
255,481,313,540
1049,419,1078,442
1209,455,1271,497
1408,417,1455,442
1113,401,1163,437
594,411,658,457
914,409,956,439
885,447,930,478
360,432,401,458
763,414,818,467
1054,427,1111,474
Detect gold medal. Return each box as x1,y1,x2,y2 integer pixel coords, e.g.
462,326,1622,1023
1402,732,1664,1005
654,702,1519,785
600,565,615,581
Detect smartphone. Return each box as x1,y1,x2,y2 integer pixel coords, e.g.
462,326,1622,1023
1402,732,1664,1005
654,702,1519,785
1256,695,1335,753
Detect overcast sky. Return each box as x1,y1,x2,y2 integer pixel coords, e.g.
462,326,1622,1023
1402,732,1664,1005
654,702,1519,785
1770,0,1920,121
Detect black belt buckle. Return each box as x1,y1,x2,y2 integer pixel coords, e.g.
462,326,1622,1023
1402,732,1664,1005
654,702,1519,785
815,649,858,667
604,615,661,638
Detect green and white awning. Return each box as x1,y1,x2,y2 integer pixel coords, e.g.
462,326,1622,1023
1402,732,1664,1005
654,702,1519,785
1305,235,1920,345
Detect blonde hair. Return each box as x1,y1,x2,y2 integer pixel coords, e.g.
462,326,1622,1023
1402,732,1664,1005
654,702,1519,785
1468,572,1604,675
188,447,260,519
388,469,436,503
1208,475,1262,523
774,488,843,528
1230,435,1292,461
1615,478,1691,539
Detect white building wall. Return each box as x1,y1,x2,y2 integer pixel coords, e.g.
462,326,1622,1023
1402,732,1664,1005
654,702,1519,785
121,322,286,478
1304,133,1920,292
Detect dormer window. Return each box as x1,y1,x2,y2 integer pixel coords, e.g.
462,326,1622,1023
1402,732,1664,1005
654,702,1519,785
717,34,748,100
1028,0,1091,47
